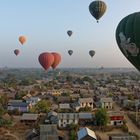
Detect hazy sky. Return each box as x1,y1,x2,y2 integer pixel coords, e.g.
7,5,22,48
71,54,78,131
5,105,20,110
0,0,140,68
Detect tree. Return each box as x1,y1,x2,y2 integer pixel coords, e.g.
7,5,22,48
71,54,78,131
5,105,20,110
69,123,79,131
66,75,73,83
127,94,134,100
108,92,113,97
82,76,93,83
61,92,70,97
0,95,8,108
79,106,92,112
75,78,84,85
95,108,109,128
15,91,26,100
0,106,5,116
70,130,75,140
33,100,51,113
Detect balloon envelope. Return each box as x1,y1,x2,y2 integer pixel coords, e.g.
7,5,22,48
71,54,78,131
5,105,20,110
68,50,73,56
38,52,54,71
14,49,20,56
19,36,26,45
51,52,61,69
116,12,140,72
89,50,95,57
89,0,107,22
67,30,73,37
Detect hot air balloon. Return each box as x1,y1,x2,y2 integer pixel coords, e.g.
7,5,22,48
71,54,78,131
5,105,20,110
116,12,140,72
89,50,95,57
38,52,54,71
68,50,73,56
89,0,107,23
14,49,20,56
19,36,26,45
67,30,73,37
51,52,61,69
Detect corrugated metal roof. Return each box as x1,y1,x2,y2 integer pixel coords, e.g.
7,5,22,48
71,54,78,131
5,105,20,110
40,125,58,140
58,113,79,120
79,113,93,119
8,102,30,107
79,98,93,103
100,97,113,103
77,127,97,140
59,103,70,109
109,134,137,140
21,113,38,121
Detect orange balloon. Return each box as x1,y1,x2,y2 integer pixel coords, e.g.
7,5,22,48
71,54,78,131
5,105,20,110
19,36,26,45
38,52,54,71
51,52,61,69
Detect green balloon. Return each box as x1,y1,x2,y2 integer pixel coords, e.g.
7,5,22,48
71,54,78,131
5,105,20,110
89,0,107,23
116,12,140,71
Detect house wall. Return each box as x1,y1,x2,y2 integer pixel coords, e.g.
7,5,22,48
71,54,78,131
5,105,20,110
58,113,79,128
58,119,78,127
7,106,29,112
110,120,123,126
26,98,41,106
79,102,93,109
102,102,113,109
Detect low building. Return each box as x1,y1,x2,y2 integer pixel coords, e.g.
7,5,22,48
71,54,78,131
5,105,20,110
20,113,39,125
7,100,31,112
78,98,94,109
58,113,79,128
49,90,62,96
47,111,58,124
25,97,41,106
57,96,71,103
107,111,124,126
59,103,71,110
40,124,59,140
108,134,137,140
77,127,97,140
22,93,32,100
79,113,93,125
100,97,113,109
71,102,81,111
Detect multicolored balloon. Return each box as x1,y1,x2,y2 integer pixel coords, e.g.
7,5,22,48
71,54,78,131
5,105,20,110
19,36,26,45
68,50,73,56
67,30,73,37
116,12,140,72
14,49,20,56
89,0,107,23
51,52,61,69
38,52,54,71
89,50,95,57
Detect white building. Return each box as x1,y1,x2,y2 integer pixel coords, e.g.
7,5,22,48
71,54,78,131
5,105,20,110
107,111,124,126
59,103,71,110
100,97,113,109
78,98,94,109
25,97,41,106
58,113,78,128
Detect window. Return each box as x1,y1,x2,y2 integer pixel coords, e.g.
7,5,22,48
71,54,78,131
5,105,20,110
67,114,69,119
